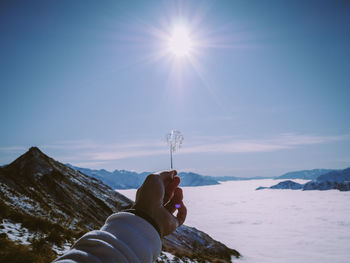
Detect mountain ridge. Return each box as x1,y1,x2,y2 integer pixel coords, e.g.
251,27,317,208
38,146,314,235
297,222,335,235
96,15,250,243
256,167,350,191
0,147,240,262
67,164,221,188
275,169,336,180
67,164,272,189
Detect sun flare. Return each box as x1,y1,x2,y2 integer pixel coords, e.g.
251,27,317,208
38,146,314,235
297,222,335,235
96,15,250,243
168,25,193,57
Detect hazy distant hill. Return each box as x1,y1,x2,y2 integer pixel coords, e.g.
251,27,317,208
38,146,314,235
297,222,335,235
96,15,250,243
68,165,220,188
178,172,220,186
215,176,273,181
257,167,350,191
68,165,272,189
275,169,335,180
66,164,149,189
256,180,304,190
0,147,239,262
303,168,350,191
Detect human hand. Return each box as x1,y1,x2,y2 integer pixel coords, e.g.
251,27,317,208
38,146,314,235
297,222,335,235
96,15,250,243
133,170,187,237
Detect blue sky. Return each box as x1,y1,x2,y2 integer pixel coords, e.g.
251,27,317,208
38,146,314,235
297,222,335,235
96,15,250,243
1,0,349,177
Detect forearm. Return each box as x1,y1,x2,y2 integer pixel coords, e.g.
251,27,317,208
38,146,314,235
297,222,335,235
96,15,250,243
54,212,162,263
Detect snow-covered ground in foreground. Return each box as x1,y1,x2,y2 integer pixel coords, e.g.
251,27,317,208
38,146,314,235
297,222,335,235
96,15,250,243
1,219,72,254
1,219,35,245
119,179,350,263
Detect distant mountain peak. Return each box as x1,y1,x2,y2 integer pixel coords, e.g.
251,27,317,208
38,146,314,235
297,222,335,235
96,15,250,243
4,146,54,176
20,146,48,160
28,146,41,153
0,147,133,228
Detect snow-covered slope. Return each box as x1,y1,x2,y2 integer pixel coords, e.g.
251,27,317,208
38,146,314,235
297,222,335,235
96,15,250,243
0,147,239,262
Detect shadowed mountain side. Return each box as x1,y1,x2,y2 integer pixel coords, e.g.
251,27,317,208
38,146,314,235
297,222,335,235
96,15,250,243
0,147,132,230
0,147,240,262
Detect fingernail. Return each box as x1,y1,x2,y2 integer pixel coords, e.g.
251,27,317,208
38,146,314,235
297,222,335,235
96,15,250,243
175,204,181,209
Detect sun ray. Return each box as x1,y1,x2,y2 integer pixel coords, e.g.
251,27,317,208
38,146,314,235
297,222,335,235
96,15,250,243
107,1,253,111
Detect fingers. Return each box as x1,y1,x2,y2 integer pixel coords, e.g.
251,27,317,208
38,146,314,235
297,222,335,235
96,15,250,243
159,170,177,186
167,187,186,227
176,201,187,227
165,187,187,227
163,176,180,204
161,209,179,237
135,170,186,237
165,187,183,213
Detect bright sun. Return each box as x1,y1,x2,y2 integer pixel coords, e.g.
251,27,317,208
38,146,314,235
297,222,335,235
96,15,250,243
168,25,193,57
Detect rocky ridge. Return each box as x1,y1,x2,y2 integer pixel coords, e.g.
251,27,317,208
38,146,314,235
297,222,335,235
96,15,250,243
0,147,240,262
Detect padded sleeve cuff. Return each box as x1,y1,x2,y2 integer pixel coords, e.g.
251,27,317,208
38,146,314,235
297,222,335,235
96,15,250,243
101,212,162,262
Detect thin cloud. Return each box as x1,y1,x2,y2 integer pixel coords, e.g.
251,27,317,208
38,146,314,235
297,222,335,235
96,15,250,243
90,149,167,161
182,133,350,154
41,139,165,151
1,133,348,164
63,133,350,162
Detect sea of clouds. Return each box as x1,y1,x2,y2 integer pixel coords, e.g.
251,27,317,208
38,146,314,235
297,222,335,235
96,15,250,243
119,179,350,263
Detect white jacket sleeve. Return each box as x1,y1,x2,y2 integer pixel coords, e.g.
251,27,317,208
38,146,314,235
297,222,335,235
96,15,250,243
53,212,162,263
